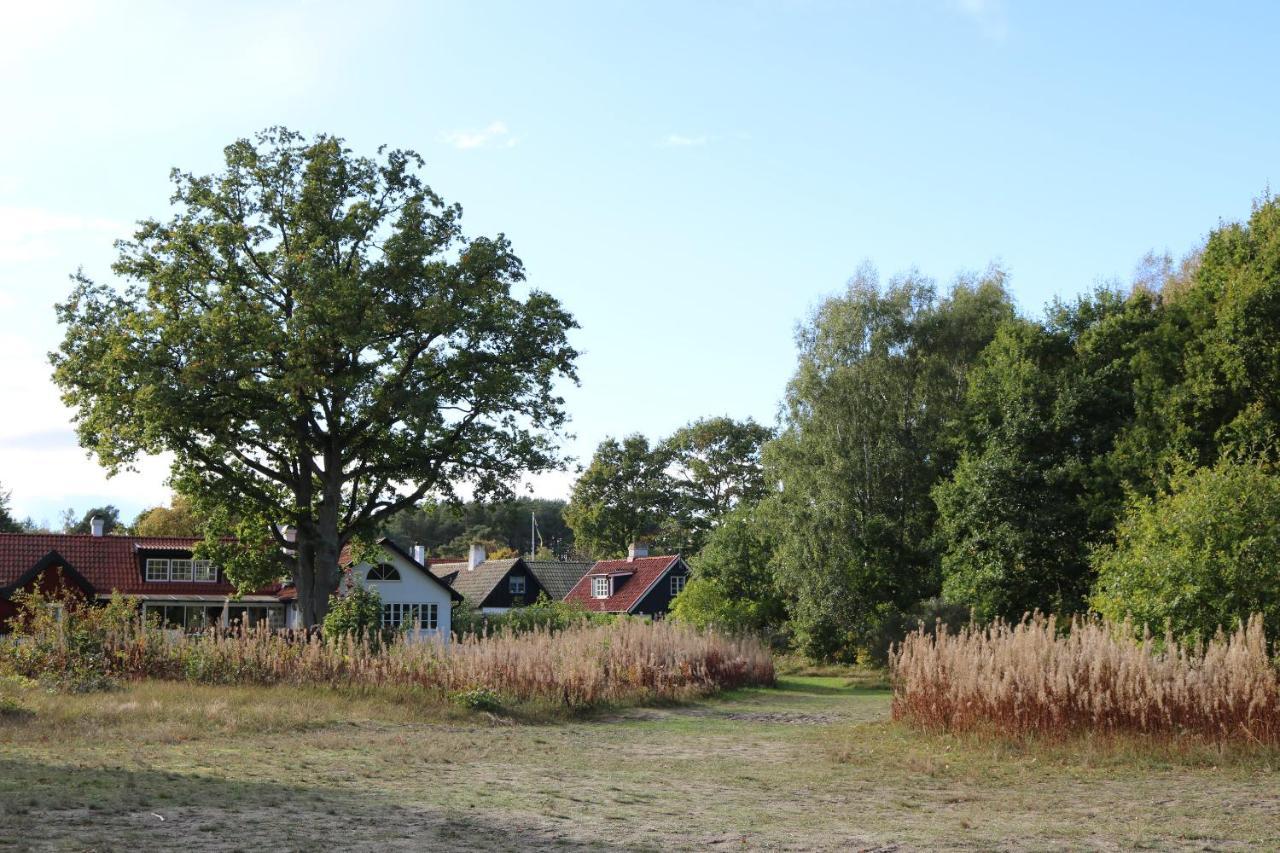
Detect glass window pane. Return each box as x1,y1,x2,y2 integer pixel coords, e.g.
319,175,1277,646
171,559,193,581
146,559,169,581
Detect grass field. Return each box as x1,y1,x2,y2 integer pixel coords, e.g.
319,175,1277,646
1,675,1278,851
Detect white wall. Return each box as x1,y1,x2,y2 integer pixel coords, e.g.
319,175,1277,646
355,547,453,642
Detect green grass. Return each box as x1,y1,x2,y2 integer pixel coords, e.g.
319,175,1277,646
0,676,1277,850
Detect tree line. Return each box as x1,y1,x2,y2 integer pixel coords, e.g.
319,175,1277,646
651,195,1280,660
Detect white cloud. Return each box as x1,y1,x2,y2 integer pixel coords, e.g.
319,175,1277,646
661,133,708,148
440,121,519,151
0,206,126,263
950,0,1009,41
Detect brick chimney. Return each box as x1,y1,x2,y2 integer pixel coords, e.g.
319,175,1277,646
627,542,648,562
90,515,105,537
468,543,487,571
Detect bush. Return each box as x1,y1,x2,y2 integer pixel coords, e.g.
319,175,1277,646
0,585,139,692
862,597,972,666
452,685,502,713
451,594,611,638
322,574,383,643
891,613,1280,743
1091,461,1280,641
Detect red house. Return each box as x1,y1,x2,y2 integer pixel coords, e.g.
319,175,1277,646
0,522,286,632
564,544,689,617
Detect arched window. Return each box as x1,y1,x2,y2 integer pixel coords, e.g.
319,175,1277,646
367,563,401,581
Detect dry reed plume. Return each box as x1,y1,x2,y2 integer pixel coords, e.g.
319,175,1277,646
891,614,1280,743
35,619,773,709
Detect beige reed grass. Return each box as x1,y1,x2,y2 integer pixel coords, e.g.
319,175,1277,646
891,614,1280,743
98,619,774,709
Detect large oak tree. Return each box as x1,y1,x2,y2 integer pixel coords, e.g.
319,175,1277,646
52,128,578,624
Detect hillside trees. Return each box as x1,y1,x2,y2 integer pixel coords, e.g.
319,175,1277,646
764,268,1014,659
0,483,19,534
52,128,578,625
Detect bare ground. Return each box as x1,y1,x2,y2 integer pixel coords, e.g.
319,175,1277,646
0,676,1277,851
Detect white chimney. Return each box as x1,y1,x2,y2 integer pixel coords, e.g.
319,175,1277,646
468,543,487,571
627,542,648,562
90,515,105,537
413,544,426,565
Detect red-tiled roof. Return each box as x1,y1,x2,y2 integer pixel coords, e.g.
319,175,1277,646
564,555,682,613
0,533,278,598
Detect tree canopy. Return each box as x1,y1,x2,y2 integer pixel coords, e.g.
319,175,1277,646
52,128,578,624
563,435,675,559
0,483,20,534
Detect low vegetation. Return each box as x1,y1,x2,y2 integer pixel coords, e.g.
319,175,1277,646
891,613,1280,743
0,591,772,712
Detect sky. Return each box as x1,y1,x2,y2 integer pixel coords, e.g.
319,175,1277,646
1,0,1278,526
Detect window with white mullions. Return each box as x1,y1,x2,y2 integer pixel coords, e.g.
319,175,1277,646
670,574,687,596
592,576,609,598
508,574,526,595
381,603,438,630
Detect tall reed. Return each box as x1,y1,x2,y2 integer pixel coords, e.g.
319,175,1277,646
3,613,774,710
891,614,1280,743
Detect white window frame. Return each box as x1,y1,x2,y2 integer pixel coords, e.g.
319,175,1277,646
145,558,170,581
670,574,687,596
592,576,610,598
508,574,526,595
381,602,439,630
193,560,216,582
170,558,194,582
368,563,401,582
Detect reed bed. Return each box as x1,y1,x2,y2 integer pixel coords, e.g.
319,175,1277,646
891,614,1280,743
4,617,774,710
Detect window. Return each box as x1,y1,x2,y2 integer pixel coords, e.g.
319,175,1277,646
145,558,170,581
145,557,217,583
381,603,438,630
592,576,610,598
367,563,401,581
170,559,193,581
508,574,526,595
670,574,687,596
45,603,65,624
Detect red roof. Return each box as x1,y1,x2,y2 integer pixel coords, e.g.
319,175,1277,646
0,533,279,598
564,555,682,613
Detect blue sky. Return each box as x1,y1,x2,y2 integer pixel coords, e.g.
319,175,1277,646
1,0,1277,525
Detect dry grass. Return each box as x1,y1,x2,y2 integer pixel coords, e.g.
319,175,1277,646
3,618,774,712
891,614,1280,742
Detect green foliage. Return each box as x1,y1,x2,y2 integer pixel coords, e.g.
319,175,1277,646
0,483,20,534
385,497,574,558
674,503,785,633
764,267,1014,660
565,417,772,559
936,291,1167,621
63,506,122,535
452,594,611,638
564,434,677,558
661,416,774,552
321,575,383,642
1091,461,1280,641
452,685,503,713
0,587,141,692
51,127,578,625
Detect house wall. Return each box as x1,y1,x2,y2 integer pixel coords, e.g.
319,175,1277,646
630,560,689,617
0,565,92,633
355,549,454,641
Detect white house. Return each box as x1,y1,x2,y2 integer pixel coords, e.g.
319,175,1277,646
282,538,462,640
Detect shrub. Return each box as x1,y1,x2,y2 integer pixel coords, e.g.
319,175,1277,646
452,685,502,712
1092,461,1280,641
891,613,1280,743
452,594,611,638
322,573,383,642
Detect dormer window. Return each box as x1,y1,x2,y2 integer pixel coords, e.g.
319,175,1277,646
367,563,401,581
145,558,216,582
592,576,610,598
508,574,526,595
